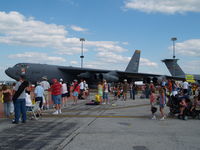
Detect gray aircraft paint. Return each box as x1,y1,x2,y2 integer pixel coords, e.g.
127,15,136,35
5,50,183,85
162,59,200,82
5,50,141,83
125,50,140,73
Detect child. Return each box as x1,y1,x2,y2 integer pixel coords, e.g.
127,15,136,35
150,89,157,119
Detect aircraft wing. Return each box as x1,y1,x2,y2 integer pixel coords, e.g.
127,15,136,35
58,66,184,83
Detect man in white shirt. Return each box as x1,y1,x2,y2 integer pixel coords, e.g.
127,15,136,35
79,79,85,99
183,80,189,95
40,76,50,109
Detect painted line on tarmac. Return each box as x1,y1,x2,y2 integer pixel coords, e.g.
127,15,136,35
60,103,149,113
42,114,149,119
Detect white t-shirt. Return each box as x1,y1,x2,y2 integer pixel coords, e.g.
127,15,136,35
40,80,50,90
62,83,68,94
80,82,84,90
183,81,189,89
25,93,32,106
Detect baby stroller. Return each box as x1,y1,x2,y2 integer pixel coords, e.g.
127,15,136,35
167,95,180,117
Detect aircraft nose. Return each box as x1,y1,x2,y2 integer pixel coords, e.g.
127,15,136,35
5,67,15,79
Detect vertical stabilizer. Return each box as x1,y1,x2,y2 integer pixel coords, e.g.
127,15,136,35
125,50,140,73
162,59,185,76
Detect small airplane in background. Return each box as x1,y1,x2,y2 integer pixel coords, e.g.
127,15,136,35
5,50,182,85
162,59,200,83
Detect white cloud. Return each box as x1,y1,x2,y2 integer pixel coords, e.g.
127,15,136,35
70,61,78,65
182,60,200,74
0,11,127,55
169,39,200,57
97,51,158,67
70,25,87,32
97,51,129,63
140,58,158,67
124,0,200,14
8,52,66,64
87,41,128,53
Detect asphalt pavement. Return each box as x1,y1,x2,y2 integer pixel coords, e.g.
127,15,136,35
0,94,200,150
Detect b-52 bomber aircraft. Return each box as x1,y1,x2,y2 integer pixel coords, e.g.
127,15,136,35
5,50,182,84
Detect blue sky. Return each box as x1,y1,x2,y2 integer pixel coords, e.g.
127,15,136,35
0,0,200,80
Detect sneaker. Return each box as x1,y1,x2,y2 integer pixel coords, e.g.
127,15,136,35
52,111,58,115
12,120,19,124
160,117,165,121
151,116,156,120
58,109,62,114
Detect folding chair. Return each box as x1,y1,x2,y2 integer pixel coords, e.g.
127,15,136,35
26,101,41,120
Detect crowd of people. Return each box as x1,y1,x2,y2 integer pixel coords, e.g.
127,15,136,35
0,75,89,124
149,79,200,120
0,75,200,124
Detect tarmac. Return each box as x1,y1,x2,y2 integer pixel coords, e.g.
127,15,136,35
0,94,200,150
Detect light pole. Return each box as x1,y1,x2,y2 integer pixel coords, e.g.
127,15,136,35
80,38,85,68
171,37,177,59
171,37,177,76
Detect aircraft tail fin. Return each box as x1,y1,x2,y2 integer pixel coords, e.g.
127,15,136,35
162,59,185,76
125,50,140,73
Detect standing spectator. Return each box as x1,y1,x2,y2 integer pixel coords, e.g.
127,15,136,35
103,80,110,104
122,79,129,101
159,88,166,120
40,76,50,109
83,80,89,98
97,81,103,104
60,79,68,107
150,89,157,120
72,80,80,104
12,75,29,124
50,79,62,115
25,90,32,111
167,80,172,95
183,80,189,95
34,82,44,114
2,85,12,118
172,80,178,96
145,84,150,99
79,79,84,99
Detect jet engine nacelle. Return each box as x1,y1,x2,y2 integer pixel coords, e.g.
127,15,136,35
95,72,119,82
78,72,91,78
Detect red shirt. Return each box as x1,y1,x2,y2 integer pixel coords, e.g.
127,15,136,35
51,82,62,95
73,83,80,93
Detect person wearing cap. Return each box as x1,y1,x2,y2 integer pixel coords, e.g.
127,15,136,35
50,79,62,114
40,76,50,109
34,82,44,115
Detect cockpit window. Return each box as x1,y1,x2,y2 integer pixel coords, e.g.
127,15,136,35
14,63,29,68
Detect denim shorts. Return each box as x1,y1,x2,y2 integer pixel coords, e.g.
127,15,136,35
103,92,108,99
73,92,79,97
160,104,165,108
52,95,61,104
